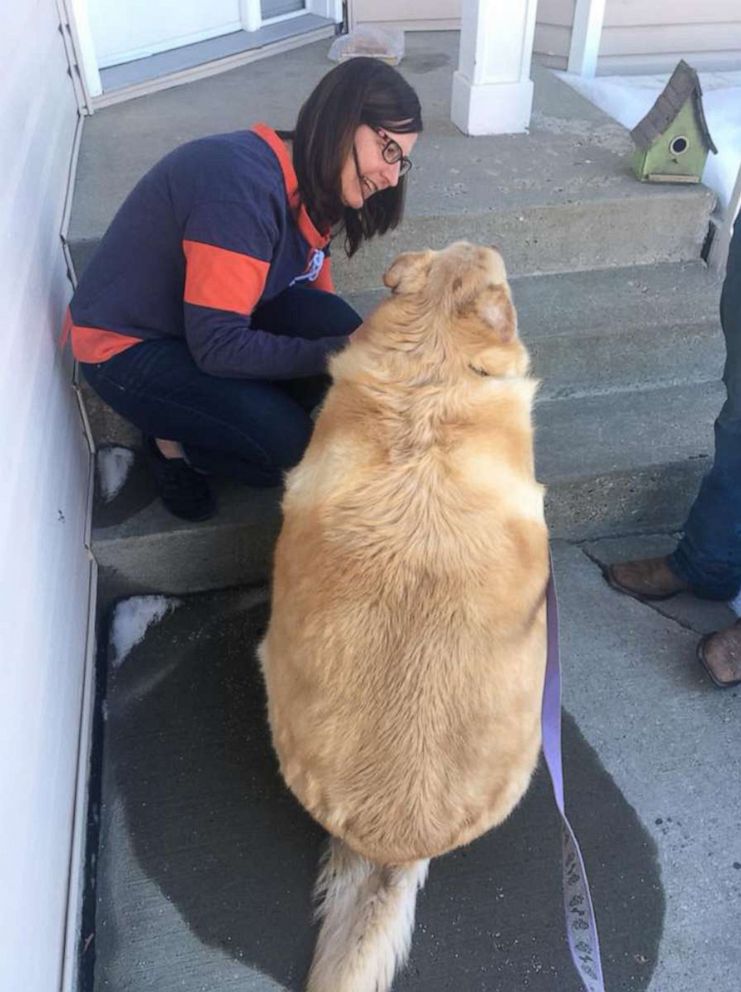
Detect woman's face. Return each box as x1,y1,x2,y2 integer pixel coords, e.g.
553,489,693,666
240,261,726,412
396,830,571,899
340,125,419,209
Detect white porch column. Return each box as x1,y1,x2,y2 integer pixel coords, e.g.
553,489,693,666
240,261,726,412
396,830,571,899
567,0,607,77
451,0,538,135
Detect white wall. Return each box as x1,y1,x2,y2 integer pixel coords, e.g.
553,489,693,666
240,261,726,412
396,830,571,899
534,0,575,69
600,0,741,74
0,2,93,991
349,0,461,31
88,0,241,66
533,0,741,74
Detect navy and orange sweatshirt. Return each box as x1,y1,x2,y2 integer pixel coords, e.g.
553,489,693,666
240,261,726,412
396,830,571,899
69,124,344,379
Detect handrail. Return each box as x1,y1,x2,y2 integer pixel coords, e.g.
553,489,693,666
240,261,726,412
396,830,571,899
709,162,741,273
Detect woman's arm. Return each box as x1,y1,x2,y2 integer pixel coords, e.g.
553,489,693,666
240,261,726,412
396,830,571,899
182,199,344,378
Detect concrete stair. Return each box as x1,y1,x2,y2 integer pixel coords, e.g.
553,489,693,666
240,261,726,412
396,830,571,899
89,257,724,601
68,34,724,599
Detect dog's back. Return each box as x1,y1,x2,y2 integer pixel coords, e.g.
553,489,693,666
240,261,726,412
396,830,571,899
261,243,548,861
258,243,549,990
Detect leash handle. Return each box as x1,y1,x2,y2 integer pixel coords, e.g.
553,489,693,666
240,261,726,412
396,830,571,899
542,562,606,992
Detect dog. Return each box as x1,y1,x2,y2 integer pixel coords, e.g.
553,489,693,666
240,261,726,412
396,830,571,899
258,241,549,992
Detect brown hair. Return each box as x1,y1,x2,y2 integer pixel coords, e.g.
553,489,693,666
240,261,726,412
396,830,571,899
279,58,423,257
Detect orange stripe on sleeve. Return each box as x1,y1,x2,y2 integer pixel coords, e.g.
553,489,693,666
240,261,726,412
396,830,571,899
71,324,142,363
183,240,269,314
312,256,335,294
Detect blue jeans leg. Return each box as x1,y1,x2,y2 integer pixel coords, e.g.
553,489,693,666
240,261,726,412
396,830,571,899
81,287,362,487
669,218,741,599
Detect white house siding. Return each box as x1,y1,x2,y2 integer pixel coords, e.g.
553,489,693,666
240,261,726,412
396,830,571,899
534,0,575,70
349,0,461,32
89,0,241,67
599,0,741,74
0,3,92,992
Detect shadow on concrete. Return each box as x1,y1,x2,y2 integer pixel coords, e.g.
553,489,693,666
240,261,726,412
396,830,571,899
104,589,664,991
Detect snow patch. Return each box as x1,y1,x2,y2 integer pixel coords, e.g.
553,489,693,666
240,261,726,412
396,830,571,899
98,446,135,502
109,596,181,668
728,589,741,617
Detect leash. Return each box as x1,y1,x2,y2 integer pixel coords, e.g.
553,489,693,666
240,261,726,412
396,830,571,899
542,561,606,992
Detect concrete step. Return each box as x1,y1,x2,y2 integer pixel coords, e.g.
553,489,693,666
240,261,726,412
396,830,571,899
331,183,715,294
80,259,724,450
69,172,715,297
65,38,715,292
520,262,724,399
92,379,723,599
90,546,739,992
350,259,725,401
535,380,722,538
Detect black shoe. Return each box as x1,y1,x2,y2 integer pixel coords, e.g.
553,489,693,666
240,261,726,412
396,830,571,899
144,437,216,522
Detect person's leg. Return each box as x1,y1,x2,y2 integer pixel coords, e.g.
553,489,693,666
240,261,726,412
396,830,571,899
183,287,363,474
81,337,319,488
252,285,363,412
82,288,362,516
253,284,363,341
668,218,741,599
696,619,741,688
606,219,741,603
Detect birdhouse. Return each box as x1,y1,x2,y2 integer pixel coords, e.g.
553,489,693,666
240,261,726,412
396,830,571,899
630,60,717,184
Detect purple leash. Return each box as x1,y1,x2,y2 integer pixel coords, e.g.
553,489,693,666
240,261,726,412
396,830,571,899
541,562,606,992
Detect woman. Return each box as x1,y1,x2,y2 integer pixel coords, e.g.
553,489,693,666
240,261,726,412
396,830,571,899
70,58,422,521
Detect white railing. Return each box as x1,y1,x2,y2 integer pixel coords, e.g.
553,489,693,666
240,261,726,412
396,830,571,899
709,162,741,272
567,0,606,77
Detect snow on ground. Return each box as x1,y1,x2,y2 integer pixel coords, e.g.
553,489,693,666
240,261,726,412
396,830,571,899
728,588,741,617
98,445,135,502
559,70,741,214
110,596,181,668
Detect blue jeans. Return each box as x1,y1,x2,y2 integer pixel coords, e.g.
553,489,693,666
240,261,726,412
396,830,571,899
81,287,362,487
669,218,741,599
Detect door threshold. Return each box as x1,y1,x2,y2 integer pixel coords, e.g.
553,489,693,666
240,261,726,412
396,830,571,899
92,15,336,110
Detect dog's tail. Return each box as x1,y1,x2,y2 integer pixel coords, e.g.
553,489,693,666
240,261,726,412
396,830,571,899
306,837,429,992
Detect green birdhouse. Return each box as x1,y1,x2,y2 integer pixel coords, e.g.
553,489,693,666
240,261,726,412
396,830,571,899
630,60,717,184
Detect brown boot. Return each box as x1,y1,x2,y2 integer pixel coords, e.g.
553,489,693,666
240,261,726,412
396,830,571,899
604,556,691,602
697,621,741,688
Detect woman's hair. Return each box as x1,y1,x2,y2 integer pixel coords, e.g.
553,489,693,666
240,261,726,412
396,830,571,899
280,58,423,257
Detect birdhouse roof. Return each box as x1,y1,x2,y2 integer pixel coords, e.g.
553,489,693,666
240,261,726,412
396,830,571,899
630,59,717,154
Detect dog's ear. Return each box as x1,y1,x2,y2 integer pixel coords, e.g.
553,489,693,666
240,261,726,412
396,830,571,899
383,251,432,295
474,285,516,343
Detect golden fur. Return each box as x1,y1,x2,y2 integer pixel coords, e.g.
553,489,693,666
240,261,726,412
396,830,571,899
259,241,549,871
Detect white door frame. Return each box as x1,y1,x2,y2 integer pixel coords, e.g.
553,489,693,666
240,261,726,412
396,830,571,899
66,0,103,100
68,0,342,106
242,0,342,31
240,0,262,32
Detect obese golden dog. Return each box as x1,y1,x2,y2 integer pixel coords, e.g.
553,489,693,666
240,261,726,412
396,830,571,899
258,242,549,992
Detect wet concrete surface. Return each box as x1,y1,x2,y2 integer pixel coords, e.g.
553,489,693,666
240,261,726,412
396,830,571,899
92,578,668,992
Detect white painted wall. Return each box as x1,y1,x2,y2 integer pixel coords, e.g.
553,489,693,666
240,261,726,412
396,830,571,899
349,0,460,31
534,0,741,73
534,0,575,69
600,0,741,74
0,2,93,992
88,0,241,67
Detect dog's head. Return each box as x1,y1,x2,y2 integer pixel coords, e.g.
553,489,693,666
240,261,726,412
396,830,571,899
378,242,528,380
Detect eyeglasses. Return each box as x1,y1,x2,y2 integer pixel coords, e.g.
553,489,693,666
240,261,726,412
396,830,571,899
374,128,413,177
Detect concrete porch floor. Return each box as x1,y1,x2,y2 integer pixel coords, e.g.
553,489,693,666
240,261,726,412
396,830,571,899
73,28,740,992
68,30,715,288
90,539,740,992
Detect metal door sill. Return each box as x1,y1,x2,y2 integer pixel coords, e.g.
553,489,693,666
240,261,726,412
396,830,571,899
92,15,335,110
